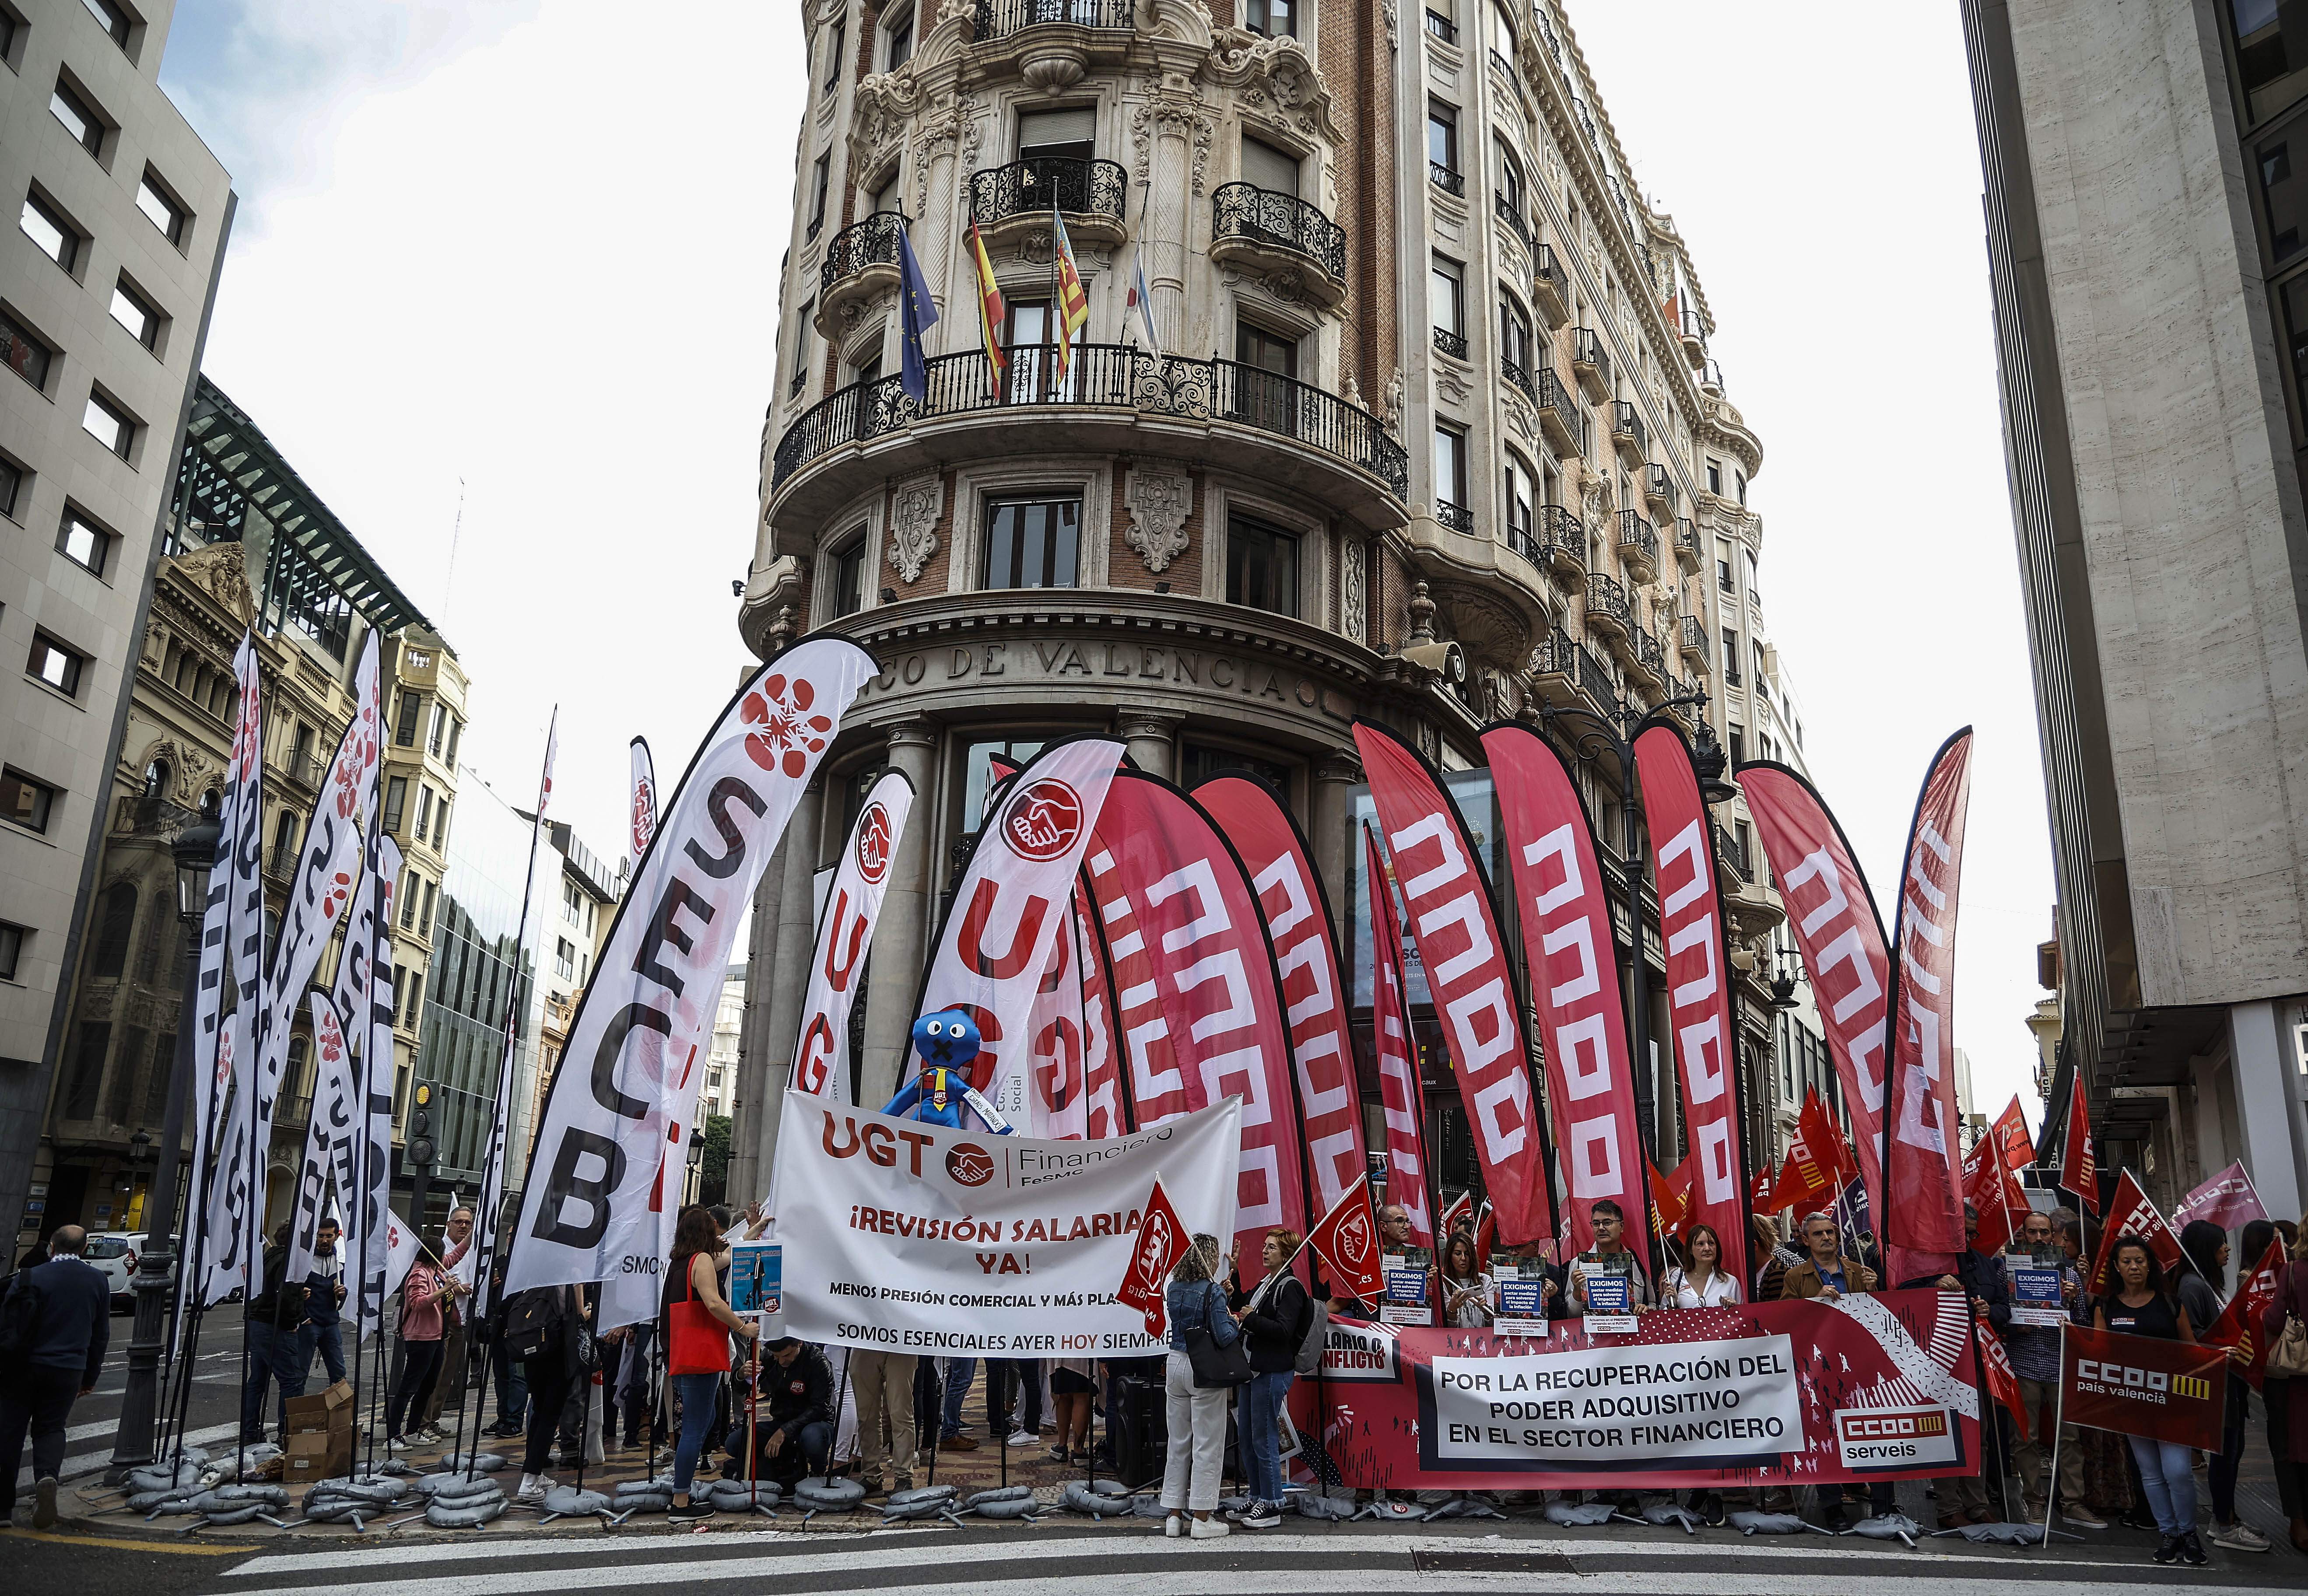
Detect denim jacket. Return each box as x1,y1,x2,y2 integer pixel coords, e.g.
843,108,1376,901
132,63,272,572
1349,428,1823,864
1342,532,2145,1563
1166,1278,1240,1353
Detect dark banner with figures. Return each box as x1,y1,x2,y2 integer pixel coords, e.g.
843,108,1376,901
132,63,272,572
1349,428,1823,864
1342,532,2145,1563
1291,1290,1984,1490
2060,1323,2228,1449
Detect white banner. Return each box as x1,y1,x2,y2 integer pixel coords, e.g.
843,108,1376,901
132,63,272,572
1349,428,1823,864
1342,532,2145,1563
910,738,1122,1105
506,638,877,1330
792,770,914,1102
1428,1337,1803,1465
777,1092,1241,1355
355,836,403,1337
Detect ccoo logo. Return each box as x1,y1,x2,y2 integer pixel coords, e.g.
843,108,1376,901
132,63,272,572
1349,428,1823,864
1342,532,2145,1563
856,800,894,885
946,1142,995,1187
1002,778,1084,861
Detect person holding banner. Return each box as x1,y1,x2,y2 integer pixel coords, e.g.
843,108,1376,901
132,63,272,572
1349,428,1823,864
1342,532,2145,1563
1436,1230,1497,1327
1566,1201,1651,1316
2263,1218,2308,1553
1230,1228,1313,1530
2094,1237,2206,1565
2179,1220,2271,1553
664,1206,759,1522
2007,1209,2098,1527
1781,1212,1877,1302
1161,1235,1240,1540
1663,1224,1741,1309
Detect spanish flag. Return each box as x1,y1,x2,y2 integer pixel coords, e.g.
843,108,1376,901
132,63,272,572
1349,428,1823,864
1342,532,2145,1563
966,219,1006,396
1052,204,1090,382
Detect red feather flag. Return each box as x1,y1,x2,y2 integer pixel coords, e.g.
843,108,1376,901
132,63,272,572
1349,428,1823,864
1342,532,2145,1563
2087,1170,2185,1295
2203,1238,2288,1390
1975,1320,2032,1443
2060,1068,2098,1218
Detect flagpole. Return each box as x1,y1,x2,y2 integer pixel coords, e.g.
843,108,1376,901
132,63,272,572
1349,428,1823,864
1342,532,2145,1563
2037,1322,2065,1550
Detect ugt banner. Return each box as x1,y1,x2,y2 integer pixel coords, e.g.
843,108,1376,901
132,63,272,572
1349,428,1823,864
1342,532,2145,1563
1302,1289,1983,1490
775,1092,1241,1357
2060,1323,2227,1449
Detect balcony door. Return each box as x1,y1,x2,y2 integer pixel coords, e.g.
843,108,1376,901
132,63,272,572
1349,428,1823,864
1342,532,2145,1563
1233,320,1299,437
1003,298,1080,403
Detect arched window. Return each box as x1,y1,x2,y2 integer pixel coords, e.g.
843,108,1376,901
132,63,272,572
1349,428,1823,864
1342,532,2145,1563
91,882,137,980
144,758,170,796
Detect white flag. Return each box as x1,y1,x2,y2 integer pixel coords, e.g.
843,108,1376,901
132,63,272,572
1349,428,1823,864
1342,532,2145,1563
379,1207,421,1309
354,836,404,1338
908,738,1121,1109
629,735,657,859
505,639,878,1330
791,770,914,1103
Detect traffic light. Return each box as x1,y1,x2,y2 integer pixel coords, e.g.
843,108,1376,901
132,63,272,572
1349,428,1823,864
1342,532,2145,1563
407,1080,435,1169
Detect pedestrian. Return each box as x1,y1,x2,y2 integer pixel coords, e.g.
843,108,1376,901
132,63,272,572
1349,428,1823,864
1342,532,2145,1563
996,1355,1044,1449
849,1334,918,1495
2006,1209,2100,1528
729,1338,834,1485
481,1251,528,1439
1435,1228,1495,1328
385,1240,452,1452
1229,1228,1311,1530
1751,1212,1801,1303
1933,1204,2011,1528
1566,1200,1651,1314
612,1318,659,1450
242,1222,311,1444
1160,1232,1238,1540
300,1218,347,1386
421,1206,474,1435
509,1282,592,1501
1663,1223,1741,1308
937,1353,982,1450
663,1204,759,1522
1781,1211,1889,1528
2175,1218,2270,1552
0,1227,108,1529
1048,1353,1094,1465
2259,1214,2308,1554
2095,1236,2206,1565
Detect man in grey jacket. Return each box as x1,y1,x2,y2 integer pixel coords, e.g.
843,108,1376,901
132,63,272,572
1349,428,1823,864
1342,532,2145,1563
0,1227,109,1528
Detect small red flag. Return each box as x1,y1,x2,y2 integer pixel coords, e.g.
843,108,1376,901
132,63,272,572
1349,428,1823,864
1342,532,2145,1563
1115,1176,1189,1339
1473,1200,1496,1272
1963,1135,2028,1254
2172,1160,2269,1233
1798,1091,1856,1186
2061,1071,2098,1218
1438,1190,1473,1243
2203,1238,2287,1390
1975,1320,2031,1443
1306,1180,1386,1306
2087,1170,2184,1295
1992,1096,2035,1172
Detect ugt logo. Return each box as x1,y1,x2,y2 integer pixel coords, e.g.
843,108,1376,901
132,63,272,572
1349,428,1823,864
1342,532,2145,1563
1002,778,1084,861
740,672,835,779
946,1142,995,1187
1333,1207,1373,1271
855,800,894,885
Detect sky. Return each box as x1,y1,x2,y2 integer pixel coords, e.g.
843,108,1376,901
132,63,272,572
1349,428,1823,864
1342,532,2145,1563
160,2,2055,1130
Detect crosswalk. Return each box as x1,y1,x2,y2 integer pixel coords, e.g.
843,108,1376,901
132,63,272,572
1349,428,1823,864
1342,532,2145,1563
14,1420,241,1490
201,1525,2276,1596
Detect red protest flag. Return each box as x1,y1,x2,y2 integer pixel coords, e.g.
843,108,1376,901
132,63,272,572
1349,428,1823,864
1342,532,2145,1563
2087,1170,2184,1295
1799,1090,1856,1186
1646,1157,1690,1242
1962,1135,2027,1253
2062,1321,2227,1449
2060,1070,2098,1218
2172,1160,2269,1233
1992,1096,2035,1172
1306,1178,1386,1306
1778,1133,1834,1213
1974,1320,2031,1443
2203,1238,2287,1390
1115,1176,1189,1338
1473,1200,1497,1272
1749,1160,1779,1210
1439,1190,1474,1244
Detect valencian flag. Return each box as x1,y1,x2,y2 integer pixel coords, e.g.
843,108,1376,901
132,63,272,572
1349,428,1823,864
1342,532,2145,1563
1052,204,1090,382
2060,1066,2098,1216
1992,1096,2034,1171
2062,1322,2228,1449
1306,1179,1386,1305
1116,1175,1189,1337
2087,1169,2185,1294
966,218,1006,394
897,220,939,402
2205,1238,2288,1390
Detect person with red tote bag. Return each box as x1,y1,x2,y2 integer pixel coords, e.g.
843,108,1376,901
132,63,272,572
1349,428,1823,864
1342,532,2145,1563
664,1205,758,1522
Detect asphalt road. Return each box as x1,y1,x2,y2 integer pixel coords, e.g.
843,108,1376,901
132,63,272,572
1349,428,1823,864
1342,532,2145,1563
4,1518,2304,1596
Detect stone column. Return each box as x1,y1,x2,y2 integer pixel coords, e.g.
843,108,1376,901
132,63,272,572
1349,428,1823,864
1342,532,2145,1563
1310,751,1361,917
2230,999,2308,1218
1116,708,1182,782
726,850,787,1205
751,777,827,1195
857,719,940,1110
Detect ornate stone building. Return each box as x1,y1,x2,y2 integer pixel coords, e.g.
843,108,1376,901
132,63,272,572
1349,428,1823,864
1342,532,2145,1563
733,0,1817,1204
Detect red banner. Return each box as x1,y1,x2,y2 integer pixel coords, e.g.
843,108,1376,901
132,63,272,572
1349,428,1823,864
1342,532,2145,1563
1962,1135,2029,1254
1735,763,1890,1238
1197,774,1370,1215
1883,729,1974,1283
1075,881,1125,1140
2061,1068,2098,1217
2088,1170,2185,1294
1975,1320,2031,1442
1366,824,1435,1246
1082,772,1306,1283
2173,1160,2269,1232
2061,1322,2227,1449
1992,1096,2034,1171
1307,1180,1385,1303
1298,1289,1983,1489
1483,725,1646,1261
2204,1238,2287,1390
1633,725,1751,1290
1354,723,1552,1246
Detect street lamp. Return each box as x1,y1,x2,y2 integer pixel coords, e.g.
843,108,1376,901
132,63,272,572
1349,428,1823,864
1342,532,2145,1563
107,815,218,1480
686,1123,705,1204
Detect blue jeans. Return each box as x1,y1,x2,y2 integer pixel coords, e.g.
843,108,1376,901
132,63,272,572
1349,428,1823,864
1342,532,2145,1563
940,1357,977,1438
492,1336,528,1429
1242,1369,1293,1502
301,1320,345,1385
2127,1434,2197,1535
242,1321,308,1439
672,1372,721,1494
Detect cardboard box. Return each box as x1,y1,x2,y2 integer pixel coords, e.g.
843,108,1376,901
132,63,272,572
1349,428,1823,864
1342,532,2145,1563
284,1379,354,1435
283,1425,350,1483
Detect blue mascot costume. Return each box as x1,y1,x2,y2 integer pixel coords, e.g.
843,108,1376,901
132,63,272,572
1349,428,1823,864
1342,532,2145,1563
880,1010,1011,1131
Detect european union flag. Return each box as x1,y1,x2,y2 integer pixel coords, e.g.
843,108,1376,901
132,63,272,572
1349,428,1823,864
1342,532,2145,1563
898,223,940,402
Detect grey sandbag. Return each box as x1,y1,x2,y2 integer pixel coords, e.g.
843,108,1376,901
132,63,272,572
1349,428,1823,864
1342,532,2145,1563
426,1496,506,1529
1640,1501,1702,1533
972,1492,1039,1519
966,1486,1034,1506
1544,1499,1618,1526
305,1477,404,1505
1937,1521,2046,1545
1422,1496,1508,1521
132,1490,203,1515
429,1480,504,1509
189,1502,268,1527
206,1484,289,1506
436,1451,509,1472
1728,1509,1817,1535
539,1485,612,1518
1059,1480,1132,1517
793,1477,866,1510
127,1461,202,1495
1295,1493,1360,1520
882,1484,958,1521
707,1478,776,1512
1852,1511,1925,1545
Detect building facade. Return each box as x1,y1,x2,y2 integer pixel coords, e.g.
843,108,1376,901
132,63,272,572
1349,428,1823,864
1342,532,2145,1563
733,1,1806,1210
522,816,623,1190
1965,0,2308,1216
23,375,439,1239
0,0,232,1246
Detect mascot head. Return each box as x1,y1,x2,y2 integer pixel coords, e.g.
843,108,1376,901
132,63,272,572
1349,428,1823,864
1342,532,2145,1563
912,1008,982,1075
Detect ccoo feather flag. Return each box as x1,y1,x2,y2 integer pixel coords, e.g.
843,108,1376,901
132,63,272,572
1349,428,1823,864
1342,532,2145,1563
1364,823,1433,1246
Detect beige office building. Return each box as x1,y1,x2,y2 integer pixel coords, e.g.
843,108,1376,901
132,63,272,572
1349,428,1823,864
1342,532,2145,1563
1,0,230,1242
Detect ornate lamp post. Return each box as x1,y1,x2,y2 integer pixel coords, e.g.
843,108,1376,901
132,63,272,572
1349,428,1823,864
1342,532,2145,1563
106,816,218,1481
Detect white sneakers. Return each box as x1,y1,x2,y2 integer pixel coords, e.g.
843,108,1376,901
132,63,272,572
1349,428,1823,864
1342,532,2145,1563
1005,1430,1036,1448
1189,1515,1231,1539
515,1474,552,1503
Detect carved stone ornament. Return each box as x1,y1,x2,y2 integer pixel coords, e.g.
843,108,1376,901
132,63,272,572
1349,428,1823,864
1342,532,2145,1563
1209,32,1342,143
1123,466,1193,573
1436,364,1472,406
1130,93,1217,193
172,540,256,622
1382,367,1405,436
1342,538,1367,641
887,474,943,584
1384,0,1400,52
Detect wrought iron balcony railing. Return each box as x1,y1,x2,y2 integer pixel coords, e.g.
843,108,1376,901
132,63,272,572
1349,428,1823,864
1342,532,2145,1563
818,210,907,298
1434,326,1468,359
1715,822,1751,882
1611,399,1646,454
1211,182,1347,283
1430,161,1466,198
1536,503,1584,570
772,342,1409,499
1616,509,1657,570
1437,500,1474,533
1585,572,1630,634
1646,462,1675,508
1531,241,1563,303
974,0,1133,39
970,157,1126,228
1536,366,1585,450
1501,355,1536,404
1426,8,1459,44
1495,192,1533,250
1572,327,1610,387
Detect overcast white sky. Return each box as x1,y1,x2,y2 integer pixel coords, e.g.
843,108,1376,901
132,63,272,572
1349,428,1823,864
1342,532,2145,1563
163,2,2055,1131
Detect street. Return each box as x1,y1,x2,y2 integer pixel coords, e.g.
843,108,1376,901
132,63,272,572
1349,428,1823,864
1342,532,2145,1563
14,1311,250,1495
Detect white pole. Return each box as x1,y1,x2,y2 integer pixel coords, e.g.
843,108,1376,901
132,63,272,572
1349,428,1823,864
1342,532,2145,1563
2037,1320,2064,1550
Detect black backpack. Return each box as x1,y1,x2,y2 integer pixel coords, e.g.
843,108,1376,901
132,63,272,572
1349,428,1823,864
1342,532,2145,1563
0,1271,44,1360
499,1287,558,1362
